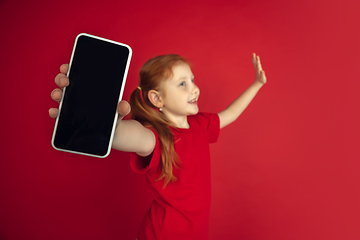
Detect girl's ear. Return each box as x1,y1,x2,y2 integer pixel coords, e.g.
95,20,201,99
148,90,164,108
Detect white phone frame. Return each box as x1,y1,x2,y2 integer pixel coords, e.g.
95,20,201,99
51,33,132,158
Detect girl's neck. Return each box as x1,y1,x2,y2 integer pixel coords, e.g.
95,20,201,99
166,115,190,129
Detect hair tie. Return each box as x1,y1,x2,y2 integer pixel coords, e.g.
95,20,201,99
138,87,145,102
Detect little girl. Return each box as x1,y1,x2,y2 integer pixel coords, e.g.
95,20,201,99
49,53,266,240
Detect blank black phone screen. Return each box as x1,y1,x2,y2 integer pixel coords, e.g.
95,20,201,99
52,34,131,157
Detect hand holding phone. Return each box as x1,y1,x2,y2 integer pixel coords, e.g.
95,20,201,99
50,72,131,121
51,33,132,158
50,65,132,112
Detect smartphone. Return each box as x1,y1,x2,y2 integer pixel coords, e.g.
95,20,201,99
51,33,132,158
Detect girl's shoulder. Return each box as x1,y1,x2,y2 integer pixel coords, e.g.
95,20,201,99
188,112,219,126
189,113,220,143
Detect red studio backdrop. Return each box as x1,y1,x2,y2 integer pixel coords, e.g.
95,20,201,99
0,0,359,239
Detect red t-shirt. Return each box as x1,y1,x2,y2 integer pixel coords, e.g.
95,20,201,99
130,113,220,240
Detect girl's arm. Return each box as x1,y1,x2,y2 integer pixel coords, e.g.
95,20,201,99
218,53,267,129
49,64,156,157
111,101,156,157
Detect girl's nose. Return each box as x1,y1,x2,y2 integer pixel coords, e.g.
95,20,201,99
191,83,200,95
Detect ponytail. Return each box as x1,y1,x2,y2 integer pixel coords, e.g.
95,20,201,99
129,54,190,187
130,54,190,188
130,86,180,187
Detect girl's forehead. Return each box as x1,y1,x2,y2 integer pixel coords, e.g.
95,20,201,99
171,63,193,79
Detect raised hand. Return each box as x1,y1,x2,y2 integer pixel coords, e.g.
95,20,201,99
252,53,267,85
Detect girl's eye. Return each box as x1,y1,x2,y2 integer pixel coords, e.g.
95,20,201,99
180,82,186,86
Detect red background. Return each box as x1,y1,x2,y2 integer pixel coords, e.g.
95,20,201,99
1,0,359,239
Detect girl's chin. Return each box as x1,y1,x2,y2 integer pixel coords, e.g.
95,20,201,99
189,108,199,115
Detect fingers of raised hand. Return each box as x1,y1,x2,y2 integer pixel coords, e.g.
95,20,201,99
252,53,266,84
252,53,257,67
257,56,263,71
253,53,263,71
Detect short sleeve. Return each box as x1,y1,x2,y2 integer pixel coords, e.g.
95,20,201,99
207,113,220,143
192,112,220,143
130,128,161,174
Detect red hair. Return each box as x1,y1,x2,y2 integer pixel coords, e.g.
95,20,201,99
129,54,191,187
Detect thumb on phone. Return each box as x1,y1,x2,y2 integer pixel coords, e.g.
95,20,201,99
117,100,131,121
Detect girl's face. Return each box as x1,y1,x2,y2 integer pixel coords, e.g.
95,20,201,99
160,63,200,127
